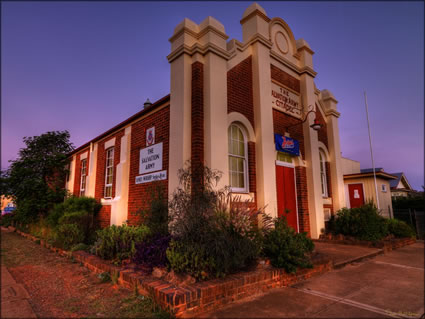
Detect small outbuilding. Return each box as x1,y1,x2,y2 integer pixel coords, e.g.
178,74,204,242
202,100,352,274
342,158,397,218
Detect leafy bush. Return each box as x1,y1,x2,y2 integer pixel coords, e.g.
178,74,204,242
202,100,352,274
137,184,169,236
71,243,90,252
0,213,15,227
133,234,172,271
263,217,314,273
166,163,263,280
47,196,101,247
387,219,416,238
94,224,150,262
47,196,101,227
55,224,85,250
166,239,214,280
332,204,389,241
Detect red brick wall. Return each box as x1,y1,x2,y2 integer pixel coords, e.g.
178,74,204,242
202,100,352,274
73,148,90,196
127,106,170,226
295,166,310,236
227,56,255,130
273,109,305,156
95,130,125,201
316,109,328,149
98,205,111,228
191,62,204,191
271,64,300,93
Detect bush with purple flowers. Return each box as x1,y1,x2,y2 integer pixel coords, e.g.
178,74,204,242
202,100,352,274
132,234,172,271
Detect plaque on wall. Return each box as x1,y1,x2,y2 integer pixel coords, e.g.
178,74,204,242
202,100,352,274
271,81,303,119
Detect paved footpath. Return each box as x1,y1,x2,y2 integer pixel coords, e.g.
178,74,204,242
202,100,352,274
1,228,37,319
202,242,424,318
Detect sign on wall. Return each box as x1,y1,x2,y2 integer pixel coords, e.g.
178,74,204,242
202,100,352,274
135,170,167,184
139,142,163,175
146,127,155,146
275,134,300,156
271,81,303,119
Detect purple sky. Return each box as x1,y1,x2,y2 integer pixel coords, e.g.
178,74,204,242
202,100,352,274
2,2,424,190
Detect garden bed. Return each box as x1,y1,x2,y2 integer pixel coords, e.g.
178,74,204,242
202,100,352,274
316,233,416,252
11,226,331,317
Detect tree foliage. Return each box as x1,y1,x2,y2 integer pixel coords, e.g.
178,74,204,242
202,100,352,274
1,131,74,223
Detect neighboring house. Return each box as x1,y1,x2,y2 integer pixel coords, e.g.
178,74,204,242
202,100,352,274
342,158,397,218
1,196,16,215
389,172,414,199
64,3,347,239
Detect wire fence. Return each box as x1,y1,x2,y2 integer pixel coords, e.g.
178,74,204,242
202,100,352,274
393,209,425,239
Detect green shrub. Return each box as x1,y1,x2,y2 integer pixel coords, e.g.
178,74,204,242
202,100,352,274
166,163,263,280
387,219,416,238
70,243,90,252
0,213,15,227
166,239,214,280
263,217,314,273
94,224,150,262
137,183,169,236
55,223,85,250
333,204,388,241
47,196,101,227
47,196,101,247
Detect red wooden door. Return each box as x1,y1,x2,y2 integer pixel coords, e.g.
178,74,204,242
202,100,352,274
276,165,298,232
348,183,365,208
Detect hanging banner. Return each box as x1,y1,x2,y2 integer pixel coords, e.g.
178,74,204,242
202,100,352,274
275,134,300,156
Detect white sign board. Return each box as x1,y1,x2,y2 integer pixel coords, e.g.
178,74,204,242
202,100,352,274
139,142,163,175
135,170,167,184
271,81,303,119
146,127,155,146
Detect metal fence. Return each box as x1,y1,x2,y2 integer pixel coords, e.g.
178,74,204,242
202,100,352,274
393,209,425,239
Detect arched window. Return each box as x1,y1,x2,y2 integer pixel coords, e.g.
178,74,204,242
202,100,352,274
228,123,248,192
319,150,328,197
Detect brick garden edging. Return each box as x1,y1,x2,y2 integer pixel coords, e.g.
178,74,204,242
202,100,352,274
316,233,416,253
9,226,416,317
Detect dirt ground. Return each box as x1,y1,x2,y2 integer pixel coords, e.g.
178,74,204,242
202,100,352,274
1,230,170,318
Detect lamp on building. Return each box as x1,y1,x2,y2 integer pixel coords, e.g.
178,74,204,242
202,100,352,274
284,107,322,133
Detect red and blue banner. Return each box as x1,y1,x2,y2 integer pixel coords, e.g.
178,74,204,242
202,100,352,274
275,134,300,156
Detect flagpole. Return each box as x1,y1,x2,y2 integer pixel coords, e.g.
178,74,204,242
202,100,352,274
364,91,380,210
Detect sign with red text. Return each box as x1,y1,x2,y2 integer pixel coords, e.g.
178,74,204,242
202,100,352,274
271,81,302,119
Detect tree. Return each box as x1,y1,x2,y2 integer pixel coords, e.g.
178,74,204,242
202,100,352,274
2,131,74,223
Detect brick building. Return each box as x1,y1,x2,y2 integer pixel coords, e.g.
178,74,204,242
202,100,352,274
65,3,346,238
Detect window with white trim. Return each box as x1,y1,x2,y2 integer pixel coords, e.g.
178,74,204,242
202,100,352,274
80,159,87,196
104,147,114,198
381,184,387,192
228,124,248,192
319,150,328,197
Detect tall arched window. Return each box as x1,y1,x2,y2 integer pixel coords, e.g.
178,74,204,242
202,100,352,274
319,150,328,197
228,123,248,192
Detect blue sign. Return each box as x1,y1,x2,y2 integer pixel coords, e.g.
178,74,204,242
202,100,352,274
275,134,300,156
4,206,16,212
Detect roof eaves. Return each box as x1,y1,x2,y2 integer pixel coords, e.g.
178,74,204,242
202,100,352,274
69,94,170,156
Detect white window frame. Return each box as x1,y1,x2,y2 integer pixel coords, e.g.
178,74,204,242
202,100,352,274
381,184,387,192
80,159,87,196
104,147,114,199
319,150,328,198
228,123,248,193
